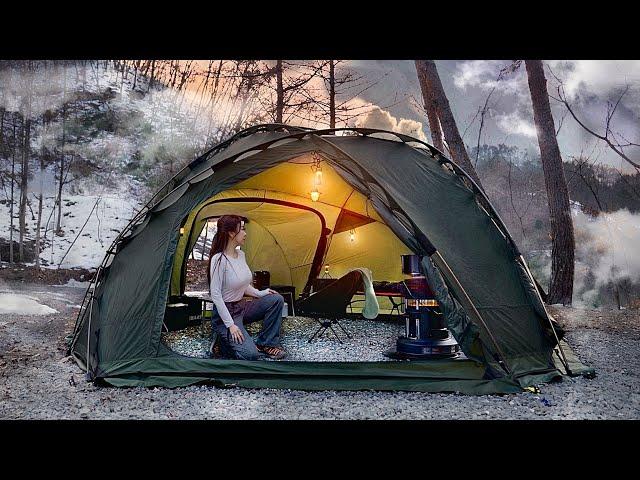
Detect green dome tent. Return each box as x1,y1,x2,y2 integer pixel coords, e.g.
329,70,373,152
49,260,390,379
68,124,594,393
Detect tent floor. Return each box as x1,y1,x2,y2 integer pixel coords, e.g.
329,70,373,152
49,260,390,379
161,315,466,363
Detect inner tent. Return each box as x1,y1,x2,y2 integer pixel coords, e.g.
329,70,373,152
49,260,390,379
170,153,413,301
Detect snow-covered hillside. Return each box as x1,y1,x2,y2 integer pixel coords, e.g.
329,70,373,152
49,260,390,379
0,62,216,270
0,173,142,269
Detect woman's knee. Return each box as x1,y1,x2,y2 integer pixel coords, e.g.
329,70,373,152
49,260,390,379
270,293,285,305
234,339,261,360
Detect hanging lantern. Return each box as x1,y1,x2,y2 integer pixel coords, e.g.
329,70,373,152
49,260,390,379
310,151,324,199
179,227,185,236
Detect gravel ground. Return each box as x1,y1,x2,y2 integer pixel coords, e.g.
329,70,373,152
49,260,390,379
1,281,639,420
163,315,404,361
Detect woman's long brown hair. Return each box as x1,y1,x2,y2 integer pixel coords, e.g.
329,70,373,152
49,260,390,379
207,214,244,286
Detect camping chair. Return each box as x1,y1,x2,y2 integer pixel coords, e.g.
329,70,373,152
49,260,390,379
295,270,366,343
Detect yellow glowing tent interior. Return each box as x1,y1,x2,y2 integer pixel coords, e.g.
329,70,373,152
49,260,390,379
170,154,413,300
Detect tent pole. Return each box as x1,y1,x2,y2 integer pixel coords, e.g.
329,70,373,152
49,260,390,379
518,255,573,376
432,252,513,377
85,291,95,380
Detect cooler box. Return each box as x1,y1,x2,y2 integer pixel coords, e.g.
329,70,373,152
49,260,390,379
164,303,189,331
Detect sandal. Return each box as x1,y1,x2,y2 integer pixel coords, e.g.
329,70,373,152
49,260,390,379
257,345,287,360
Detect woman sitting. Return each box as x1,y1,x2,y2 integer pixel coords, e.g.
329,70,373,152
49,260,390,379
208,214,287,360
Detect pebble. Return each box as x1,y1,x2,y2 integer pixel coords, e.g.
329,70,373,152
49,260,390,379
1,284,640,420
162,316,404,362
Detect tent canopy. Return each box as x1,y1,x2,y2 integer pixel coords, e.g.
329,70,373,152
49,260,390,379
69,124,593,393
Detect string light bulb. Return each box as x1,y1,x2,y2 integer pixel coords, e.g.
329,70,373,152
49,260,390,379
310,151,323,201
349,229,355,242
179,227,185,236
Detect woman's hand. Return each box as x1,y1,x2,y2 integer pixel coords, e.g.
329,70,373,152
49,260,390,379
265,288,279,295
228,324,244,344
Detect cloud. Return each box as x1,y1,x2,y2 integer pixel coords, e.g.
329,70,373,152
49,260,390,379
547,60,640,104
453,60,501,90
354,107,427,141
494,111,537,138
453,60,526,97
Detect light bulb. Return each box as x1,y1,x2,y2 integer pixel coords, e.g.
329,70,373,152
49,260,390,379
314,169,323,186
179,227,185,236
349,229,355,242
310,189,320,202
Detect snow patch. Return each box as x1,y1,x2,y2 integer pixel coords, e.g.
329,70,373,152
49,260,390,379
63,279,91,289
0,293,58,315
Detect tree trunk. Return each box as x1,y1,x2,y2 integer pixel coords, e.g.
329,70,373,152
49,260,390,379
202,224,208,260
56,67,66,234
525,60,575,305
19,118,30,262
414,60,444,152
0,107,5,153
276,60,284,123
35,103,48,270
414,60,483,188
35,158,44,270
81,61,87,91
149,60,156,92
9,118,16,263
329,60,336,129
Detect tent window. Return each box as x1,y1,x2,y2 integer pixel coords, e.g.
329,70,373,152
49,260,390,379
153,183,190,212
233,149,262,163
392,209,413,233
367,182,388,202
189,168,215,185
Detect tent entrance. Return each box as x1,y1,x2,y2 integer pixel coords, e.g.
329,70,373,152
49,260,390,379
171,158,415,300
176,197,330,299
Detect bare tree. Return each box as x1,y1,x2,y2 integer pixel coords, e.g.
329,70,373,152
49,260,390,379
415,60,483,188
525,60,575,305
9,115,18,263
548,67,640,173
276,60,284,123
304,60,384,129
55,63,67,235
414,60,444,152
18,62,33,262
257,60,326,125
34,132,44,269
566,155,605,213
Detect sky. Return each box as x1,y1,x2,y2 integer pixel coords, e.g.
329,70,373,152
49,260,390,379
347,60,640,172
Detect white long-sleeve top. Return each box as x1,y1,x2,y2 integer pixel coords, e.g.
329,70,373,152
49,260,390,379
209,249,269,328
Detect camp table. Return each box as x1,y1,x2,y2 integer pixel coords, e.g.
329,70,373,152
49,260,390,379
184,291,213,314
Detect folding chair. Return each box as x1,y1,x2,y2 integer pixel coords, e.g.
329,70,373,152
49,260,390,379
295,270,365,343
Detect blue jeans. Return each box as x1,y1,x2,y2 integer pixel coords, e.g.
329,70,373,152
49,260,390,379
211,293,285,360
